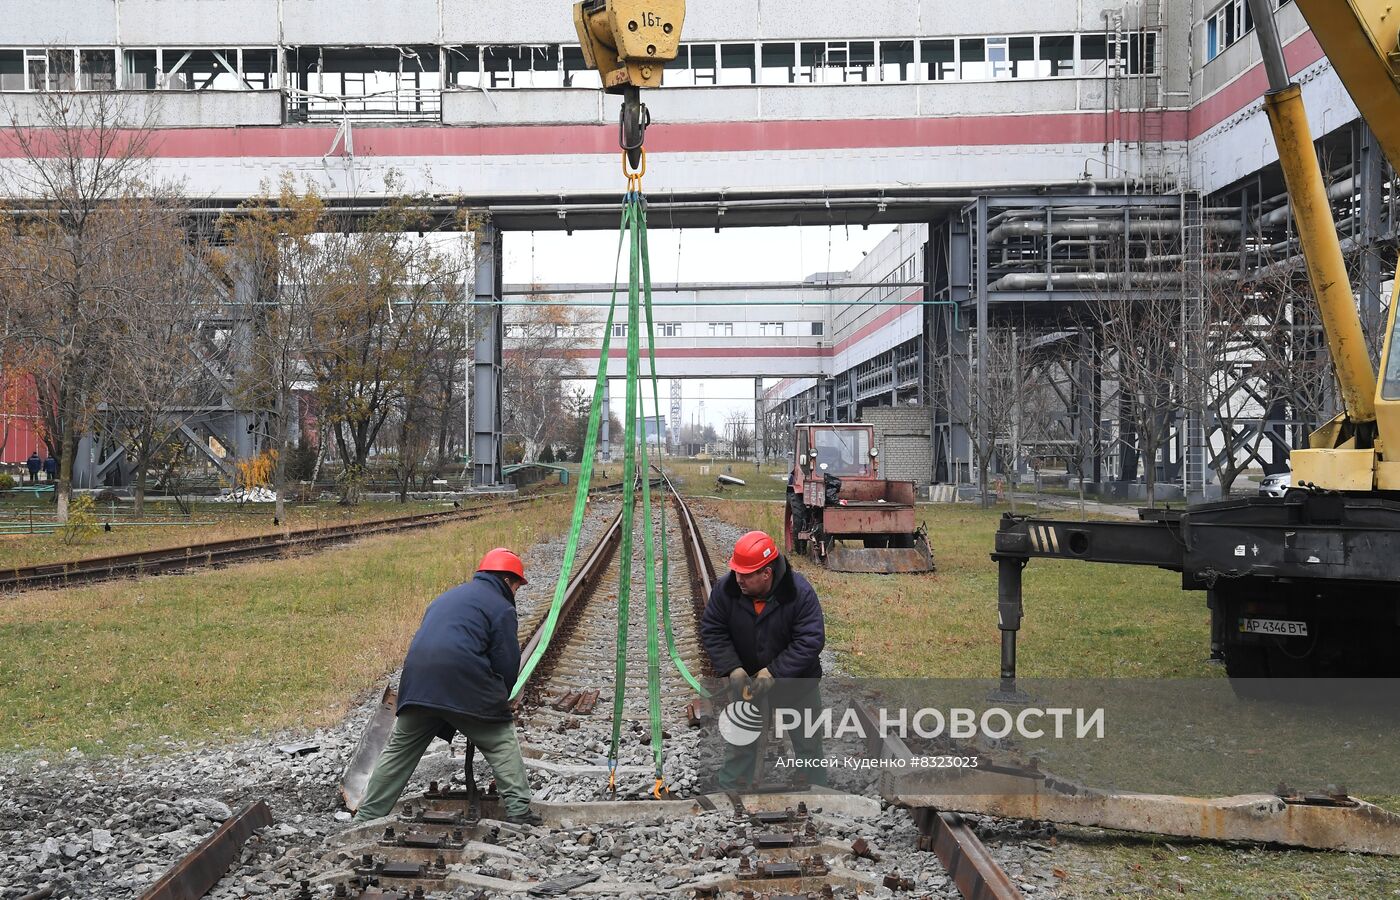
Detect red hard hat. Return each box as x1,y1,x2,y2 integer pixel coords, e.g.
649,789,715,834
729,530,779,574
477,548,527,584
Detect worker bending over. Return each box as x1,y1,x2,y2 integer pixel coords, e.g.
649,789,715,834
700,530,827,789
352,548,541,826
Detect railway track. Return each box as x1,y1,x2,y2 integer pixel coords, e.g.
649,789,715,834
517,469,714,709
137,474,1023,900
0,491,583,594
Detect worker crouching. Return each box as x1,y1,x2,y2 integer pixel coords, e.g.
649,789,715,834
352,548,542,826
701,530,827,790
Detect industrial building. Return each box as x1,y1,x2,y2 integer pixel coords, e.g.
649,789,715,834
0,0,1389,496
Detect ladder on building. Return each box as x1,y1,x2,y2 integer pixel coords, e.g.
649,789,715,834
1138,0,1169,185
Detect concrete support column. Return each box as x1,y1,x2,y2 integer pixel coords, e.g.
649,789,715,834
846,369,858,423
974,197,990,488
471,223,504,487
72,433,96,489
599,379,611,462
754,377,764,463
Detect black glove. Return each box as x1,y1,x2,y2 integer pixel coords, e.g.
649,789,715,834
728,667,750,699
752,667,774,697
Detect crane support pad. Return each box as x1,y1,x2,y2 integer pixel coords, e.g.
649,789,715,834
825,546,933,574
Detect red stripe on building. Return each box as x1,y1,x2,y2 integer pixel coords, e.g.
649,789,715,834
1188,30,1326,138
0,112,1189,160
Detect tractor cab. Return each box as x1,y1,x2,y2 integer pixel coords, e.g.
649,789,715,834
786,423,933,574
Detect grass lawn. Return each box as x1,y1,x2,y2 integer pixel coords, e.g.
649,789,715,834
0,497,570,754
695,497,1400,898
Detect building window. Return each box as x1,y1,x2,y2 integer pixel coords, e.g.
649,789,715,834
659,322,681,337
760,42,796,84
561,45,599,89
760,322,784,336
612,323,627,338
812,322,825,336
669,43,717,86
798,41,873,84
959,38,986,80
708,322,733,337
482,45,561,89
879,40,914,82
1206,0,1291,63
1079,35,1132,77
921,39,956,81
719,43,756,85
1038,35,1076,77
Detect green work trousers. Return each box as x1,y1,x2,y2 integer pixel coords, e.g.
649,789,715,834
717,679,828,790
353,708,532,822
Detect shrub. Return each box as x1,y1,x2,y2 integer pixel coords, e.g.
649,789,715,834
62,494,101,544
0,473,15,491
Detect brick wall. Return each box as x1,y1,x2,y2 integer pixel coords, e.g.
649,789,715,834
860,406,932,487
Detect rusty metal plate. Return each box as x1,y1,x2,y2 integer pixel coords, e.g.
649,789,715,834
341,685,398,813
823,506,917,535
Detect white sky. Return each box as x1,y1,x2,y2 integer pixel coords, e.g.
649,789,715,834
502,224,897,431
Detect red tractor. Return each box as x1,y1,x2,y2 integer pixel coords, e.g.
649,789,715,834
784,423,934,574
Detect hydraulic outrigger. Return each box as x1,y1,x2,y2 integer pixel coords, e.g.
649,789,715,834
994,0,1400,690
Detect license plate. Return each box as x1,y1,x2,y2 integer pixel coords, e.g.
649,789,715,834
1239,618,1309,637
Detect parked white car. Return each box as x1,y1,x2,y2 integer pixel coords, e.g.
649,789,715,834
1259,471,1291,498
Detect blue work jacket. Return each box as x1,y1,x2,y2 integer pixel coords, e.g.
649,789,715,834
700,557,825,679
397,572,521,723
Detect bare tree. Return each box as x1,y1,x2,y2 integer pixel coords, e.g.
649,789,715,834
391,290,467,501
966,326,1023,508
103,198,224,514
0,90,160,521
724,410,753,459
502,292,593,462
304,190,467,495
1094,289,1183,507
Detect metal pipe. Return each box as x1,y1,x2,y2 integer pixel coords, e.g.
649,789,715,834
500,280,928,295
986,218,1241,243
1247,0,1292,93
1257,176,1356,228
988,271,1239,291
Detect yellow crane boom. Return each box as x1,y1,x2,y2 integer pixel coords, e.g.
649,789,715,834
1251,0,1400,489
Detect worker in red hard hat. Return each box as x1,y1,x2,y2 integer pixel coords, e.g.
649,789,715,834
701,530,827,790
353,548,541,826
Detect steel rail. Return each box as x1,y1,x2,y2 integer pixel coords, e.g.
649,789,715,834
920,810,1025,900
656,468,717,677
137,800,274,900
0,494,569,594
516,470,712,694
851,701,1022,900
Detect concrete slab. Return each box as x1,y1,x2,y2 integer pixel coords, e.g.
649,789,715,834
447,871,662,896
